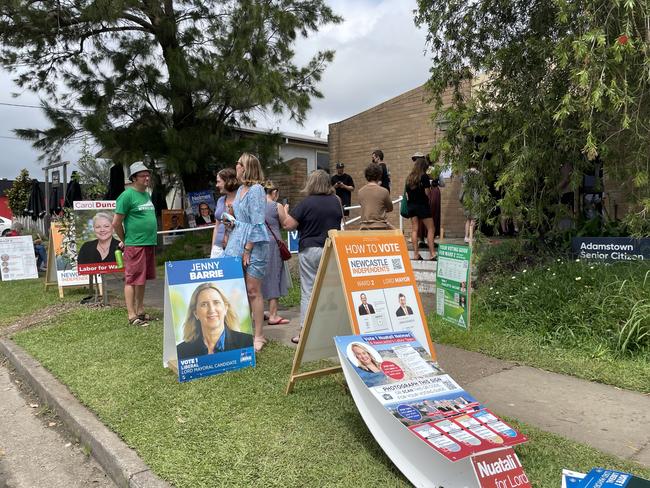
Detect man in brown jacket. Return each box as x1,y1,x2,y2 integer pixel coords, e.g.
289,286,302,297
358,163,394,230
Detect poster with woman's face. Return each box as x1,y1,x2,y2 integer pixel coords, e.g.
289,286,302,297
73,201,122,275
164,257,255,382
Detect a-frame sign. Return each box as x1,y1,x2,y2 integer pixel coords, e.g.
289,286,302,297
286,229,435,393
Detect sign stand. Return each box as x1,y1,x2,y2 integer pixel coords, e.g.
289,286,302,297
44,237,61,296
287,229,434,393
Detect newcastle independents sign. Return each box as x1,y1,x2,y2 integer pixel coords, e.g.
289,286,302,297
572,237,650,262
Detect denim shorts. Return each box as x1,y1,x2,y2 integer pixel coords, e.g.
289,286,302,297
246,242,269,280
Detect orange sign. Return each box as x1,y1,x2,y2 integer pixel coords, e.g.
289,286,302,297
332,231,436,359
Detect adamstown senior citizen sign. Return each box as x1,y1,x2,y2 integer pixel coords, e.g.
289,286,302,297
572,237,650,262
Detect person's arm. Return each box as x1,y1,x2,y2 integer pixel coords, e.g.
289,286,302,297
281,201,300,231
384,191,394,212
340,176,354,192
112,213,126,249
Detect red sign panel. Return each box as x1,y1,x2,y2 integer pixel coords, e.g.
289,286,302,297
471,448,531,488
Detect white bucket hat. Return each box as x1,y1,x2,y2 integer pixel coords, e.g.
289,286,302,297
129,161,150,178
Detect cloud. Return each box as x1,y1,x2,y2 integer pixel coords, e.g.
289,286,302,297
272,0,433,137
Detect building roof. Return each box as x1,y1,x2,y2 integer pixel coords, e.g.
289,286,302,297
237,126,328,147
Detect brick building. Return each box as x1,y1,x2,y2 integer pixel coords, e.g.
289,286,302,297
328,83,633,237
328,84,467,237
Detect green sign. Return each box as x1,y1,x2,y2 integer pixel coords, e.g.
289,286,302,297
435,244,472,329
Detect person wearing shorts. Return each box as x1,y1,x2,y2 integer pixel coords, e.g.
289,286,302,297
113,161,158,327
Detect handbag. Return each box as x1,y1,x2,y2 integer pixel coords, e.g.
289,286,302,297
265,222,292,261
400,187,410,218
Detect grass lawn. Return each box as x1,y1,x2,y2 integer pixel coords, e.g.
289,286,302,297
429,256,650,393
12,307,650,487
0,277,87,328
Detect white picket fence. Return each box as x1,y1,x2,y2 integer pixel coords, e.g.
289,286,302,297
13,215,48,236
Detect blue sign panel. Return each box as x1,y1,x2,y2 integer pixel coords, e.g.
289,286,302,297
165,257,255,382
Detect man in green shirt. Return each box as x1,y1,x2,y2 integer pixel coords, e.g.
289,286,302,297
113,162,158,326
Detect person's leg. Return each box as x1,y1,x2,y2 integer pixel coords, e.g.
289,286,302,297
135,285,146,316
125,284,137,320
245,274,265,348
423,218,436,258
123,246,147,325
295,246,323,342
268,297,279,322
411,217,421,259
464,218,471,242
34,244,47,270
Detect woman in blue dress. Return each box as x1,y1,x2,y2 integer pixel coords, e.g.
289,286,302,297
224,153,270,352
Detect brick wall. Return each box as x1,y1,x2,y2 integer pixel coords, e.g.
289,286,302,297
266,157,308,207
328,84,467,237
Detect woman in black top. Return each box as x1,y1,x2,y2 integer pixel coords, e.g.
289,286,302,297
405,158,436,260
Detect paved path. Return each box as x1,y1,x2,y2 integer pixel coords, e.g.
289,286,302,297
0,363,115,488
103,273,650,468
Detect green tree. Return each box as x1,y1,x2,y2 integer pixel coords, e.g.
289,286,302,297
0,1,340,191
77,138,112,199
416,0,650,235
6,169,32,217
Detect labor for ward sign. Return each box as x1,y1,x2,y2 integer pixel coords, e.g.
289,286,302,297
332,232,435,356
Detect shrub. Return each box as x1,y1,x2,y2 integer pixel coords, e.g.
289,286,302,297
156,229,212,264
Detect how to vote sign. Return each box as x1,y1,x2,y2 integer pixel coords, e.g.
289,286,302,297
332,232,435,356
0,236,38,281
163,257,255,382
436,243,472,329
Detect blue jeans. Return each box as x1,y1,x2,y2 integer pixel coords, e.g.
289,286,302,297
34,244,47,270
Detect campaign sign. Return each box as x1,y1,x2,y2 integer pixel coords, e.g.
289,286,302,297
188,190,217,227
0,236,38,281
572,237,650,262
471,448,531,488
287,230,299,253
335,332,526,463
162,209,186,246
164,257,254,382
49,223,93,287
332,232,435,355
73,201,121,275
436,243,472,329
575,468,650,488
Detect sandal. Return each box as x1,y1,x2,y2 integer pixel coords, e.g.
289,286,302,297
129,317,149,327
412,255,423,261
254,336,266,352
138,313,155,321
267,317,290,325
430,255,438,261
291,335,300,344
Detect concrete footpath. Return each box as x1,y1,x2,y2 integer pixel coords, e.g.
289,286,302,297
0,274,647,488
0,362,115,488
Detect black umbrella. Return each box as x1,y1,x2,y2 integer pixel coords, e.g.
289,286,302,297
25,178,45,221
49,185,62,215
105,163,125,200
64,171,83,207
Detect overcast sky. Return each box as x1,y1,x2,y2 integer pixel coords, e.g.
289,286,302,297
0,0,431,180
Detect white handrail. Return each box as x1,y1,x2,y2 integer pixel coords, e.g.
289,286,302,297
342,196,403,232
158,195,406,236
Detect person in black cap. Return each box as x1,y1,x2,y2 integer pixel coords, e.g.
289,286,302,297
331,162,354,217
